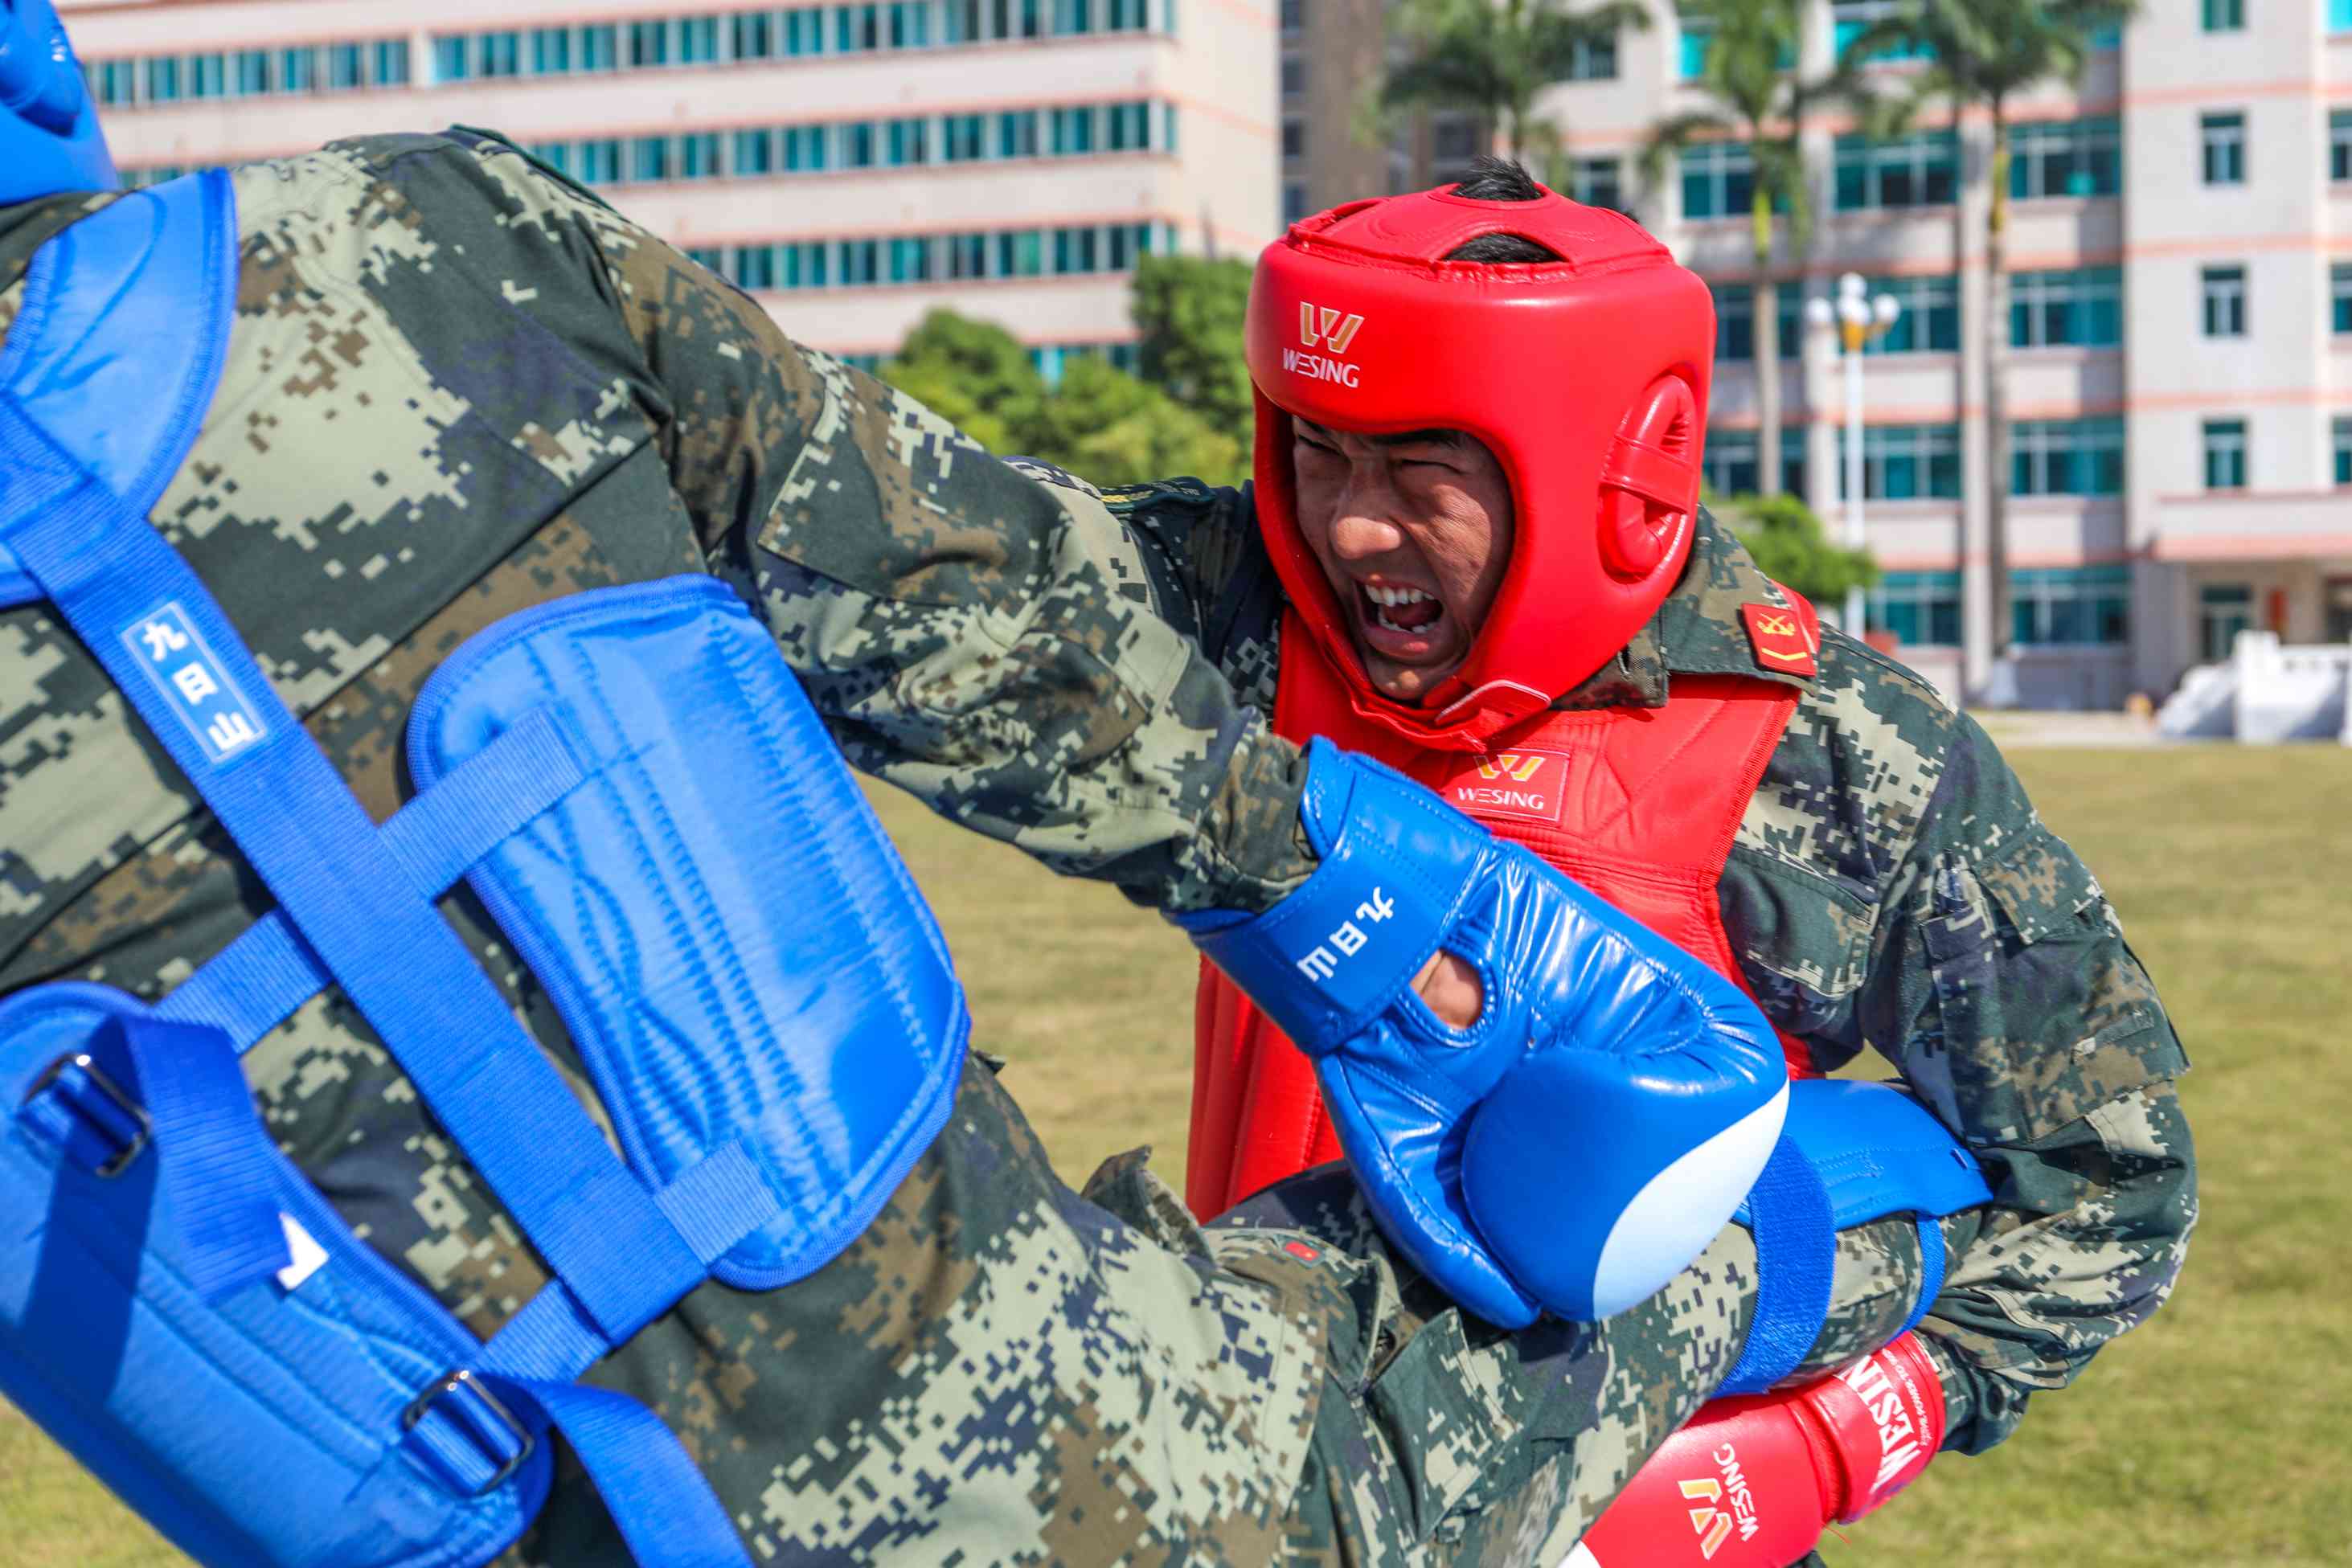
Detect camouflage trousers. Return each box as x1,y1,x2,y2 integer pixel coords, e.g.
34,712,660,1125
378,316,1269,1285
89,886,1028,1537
501,1060,1935,1567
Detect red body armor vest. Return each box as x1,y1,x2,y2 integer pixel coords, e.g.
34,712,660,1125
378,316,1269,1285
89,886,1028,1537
1187,592,1821,1219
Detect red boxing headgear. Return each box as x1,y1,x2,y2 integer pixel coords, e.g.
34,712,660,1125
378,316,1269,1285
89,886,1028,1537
1246,184,1715,745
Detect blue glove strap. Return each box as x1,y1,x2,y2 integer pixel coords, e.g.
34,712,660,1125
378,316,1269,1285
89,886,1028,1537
1719,1133,1837,1396
1179,738,1484,1051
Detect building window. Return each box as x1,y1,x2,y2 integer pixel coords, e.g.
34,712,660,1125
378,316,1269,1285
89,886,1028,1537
278,48,317,93
1570,156,1622,212
1280,55,1305,101
2090,20,2122,47
2201,112,2246,186
732,12,774,58
680,132,722,179
1280,0,1304,33
577,139,622,185
998,109,1039,159
630,20,671,65
2198,583,2252,661
2010,116,2121,199
682,246,723,274
1678,6,1713,77
580,25,620,70
2335,416,2352,485
1708,283,1800,362
2013,566,2129,646
944,114,985,162
1567,33,1617,80
2334,263,2352,333
1283,181,1310,224
2201,264,2248,337
432,35,470,82
2202,418,2248,489
781,125,829,170
887,117,929,166
2202,0,2243,31
327,45,366,90
1698,428,1807,497
1867,570,1963,647
1050,106,1095,155
2335,0,2352,31
479,31,520,77
2011,266,2122,348
531,27,573,72
1282,117,1305,161
680,16,721,59
629,136,670,184
735,245,778,291
2010,416,2125,496
1680,141,1756,219
1859,274,1960,355
1833,131,1959,210
1838,424,1963,500
232,48,271,95
1833,0,1932,63
734,129,775,176
2333,111,2352,182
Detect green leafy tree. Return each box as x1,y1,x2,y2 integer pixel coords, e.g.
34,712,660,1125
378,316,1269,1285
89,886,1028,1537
1712,489,1879,608
1642,0,1842,497
1381,0,1651,162
1022,355,1244,487
881,309,1245,489
1842,0,2137,665
1133,255,1256,439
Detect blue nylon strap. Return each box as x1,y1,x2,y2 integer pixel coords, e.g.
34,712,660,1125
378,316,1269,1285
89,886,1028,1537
157,706,592,1050
1902,1214,1946,1337
0,178,707,1352
488,1378,753,1568
1719,1133,1838,1396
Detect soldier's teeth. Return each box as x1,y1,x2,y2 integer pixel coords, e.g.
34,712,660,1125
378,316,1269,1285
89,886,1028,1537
1365,585,1434,608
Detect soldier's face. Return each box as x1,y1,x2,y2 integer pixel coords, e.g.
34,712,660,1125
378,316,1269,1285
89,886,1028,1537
1291,420,1515,704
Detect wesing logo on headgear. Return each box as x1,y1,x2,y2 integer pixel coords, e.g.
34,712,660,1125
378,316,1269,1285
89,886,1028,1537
1282,302,1365,387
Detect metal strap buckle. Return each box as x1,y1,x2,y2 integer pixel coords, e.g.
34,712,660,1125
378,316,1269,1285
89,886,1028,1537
403,1368,535,1497
24,1051,152,1177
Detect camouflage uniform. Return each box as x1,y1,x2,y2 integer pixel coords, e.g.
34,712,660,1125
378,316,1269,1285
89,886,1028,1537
2,133,1946,1566
1072,477,2196,1460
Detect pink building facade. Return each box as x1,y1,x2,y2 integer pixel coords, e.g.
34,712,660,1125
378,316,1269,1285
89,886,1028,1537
68,0,1277,373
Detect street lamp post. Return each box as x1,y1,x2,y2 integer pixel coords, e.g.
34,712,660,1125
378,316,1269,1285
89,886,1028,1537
1805,273,1902,641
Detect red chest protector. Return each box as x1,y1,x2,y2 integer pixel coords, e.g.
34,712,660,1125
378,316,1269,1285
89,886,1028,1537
1186,593,1822,1220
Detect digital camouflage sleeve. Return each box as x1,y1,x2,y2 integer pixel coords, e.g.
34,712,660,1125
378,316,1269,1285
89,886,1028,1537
1081,477,2198,1456
0,130,1936,1566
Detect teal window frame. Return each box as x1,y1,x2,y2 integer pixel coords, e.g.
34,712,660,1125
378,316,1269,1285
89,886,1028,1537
1679,141,1755,220
2202,419,2248,489
531,27,572,73
2201,111,2246,186
2334,416,2352,485
1707,282,1800,363
2202,0,2244,31
2010,117,2121,199
2013,566,2129,646
1867,570,1962,646
1838,423,1962,500
1834,130,1958,210
1571,155,1623,212
1860,274,1960,355
2334,262,2352,334
1698,427,1807,497
2011,266,2123,348
2201,264,2248,338
2010,417,2125,496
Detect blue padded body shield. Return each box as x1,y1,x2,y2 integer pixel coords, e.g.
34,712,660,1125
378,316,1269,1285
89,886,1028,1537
1718,1078,1993,1395
0,0,120,206
0,174,965,1567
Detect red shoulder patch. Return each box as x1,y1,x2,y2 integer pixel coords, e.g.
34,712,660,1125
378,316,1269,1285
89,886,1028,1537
1740,602,1817,679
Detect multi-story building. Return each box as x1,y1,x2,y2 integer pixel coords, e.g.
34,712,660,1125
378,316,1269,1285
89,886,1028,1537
1535,0,2352,708
66,0,1277,377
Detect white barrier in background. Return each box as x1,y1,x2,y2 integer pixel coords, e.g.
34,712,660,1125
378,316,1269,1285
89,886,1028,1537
2157,632,2352,742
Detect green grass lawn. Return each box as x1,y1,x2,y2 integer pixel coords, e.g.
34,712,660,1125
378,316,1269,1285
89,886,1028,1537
6,744,2347,1564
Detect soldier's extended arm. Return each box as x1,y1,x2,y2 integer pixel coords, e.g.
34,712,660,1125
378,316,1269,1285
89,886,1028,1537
1856,712,2196,1452
465,133,1313,917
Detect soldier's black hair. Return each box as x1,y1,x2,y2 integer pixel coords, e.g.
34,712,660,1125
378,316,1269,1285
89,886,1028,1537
1443,155,1563,265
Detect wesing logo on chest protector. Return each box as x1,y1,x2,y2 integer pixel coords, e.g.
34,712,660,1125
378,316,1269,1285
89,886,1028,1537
1446,749,1571,826
1283,303,1366,387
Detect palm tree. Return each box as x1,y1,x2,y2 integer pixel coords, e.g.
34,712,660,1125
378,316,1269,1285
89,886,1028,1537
1381,0,1651,166
1641,0,1837,497
1841,0,2137,675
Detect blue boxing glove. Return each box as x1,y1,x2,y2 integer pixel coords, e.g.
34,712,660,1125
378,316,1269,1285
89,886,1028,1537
1176,739,1788,1328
